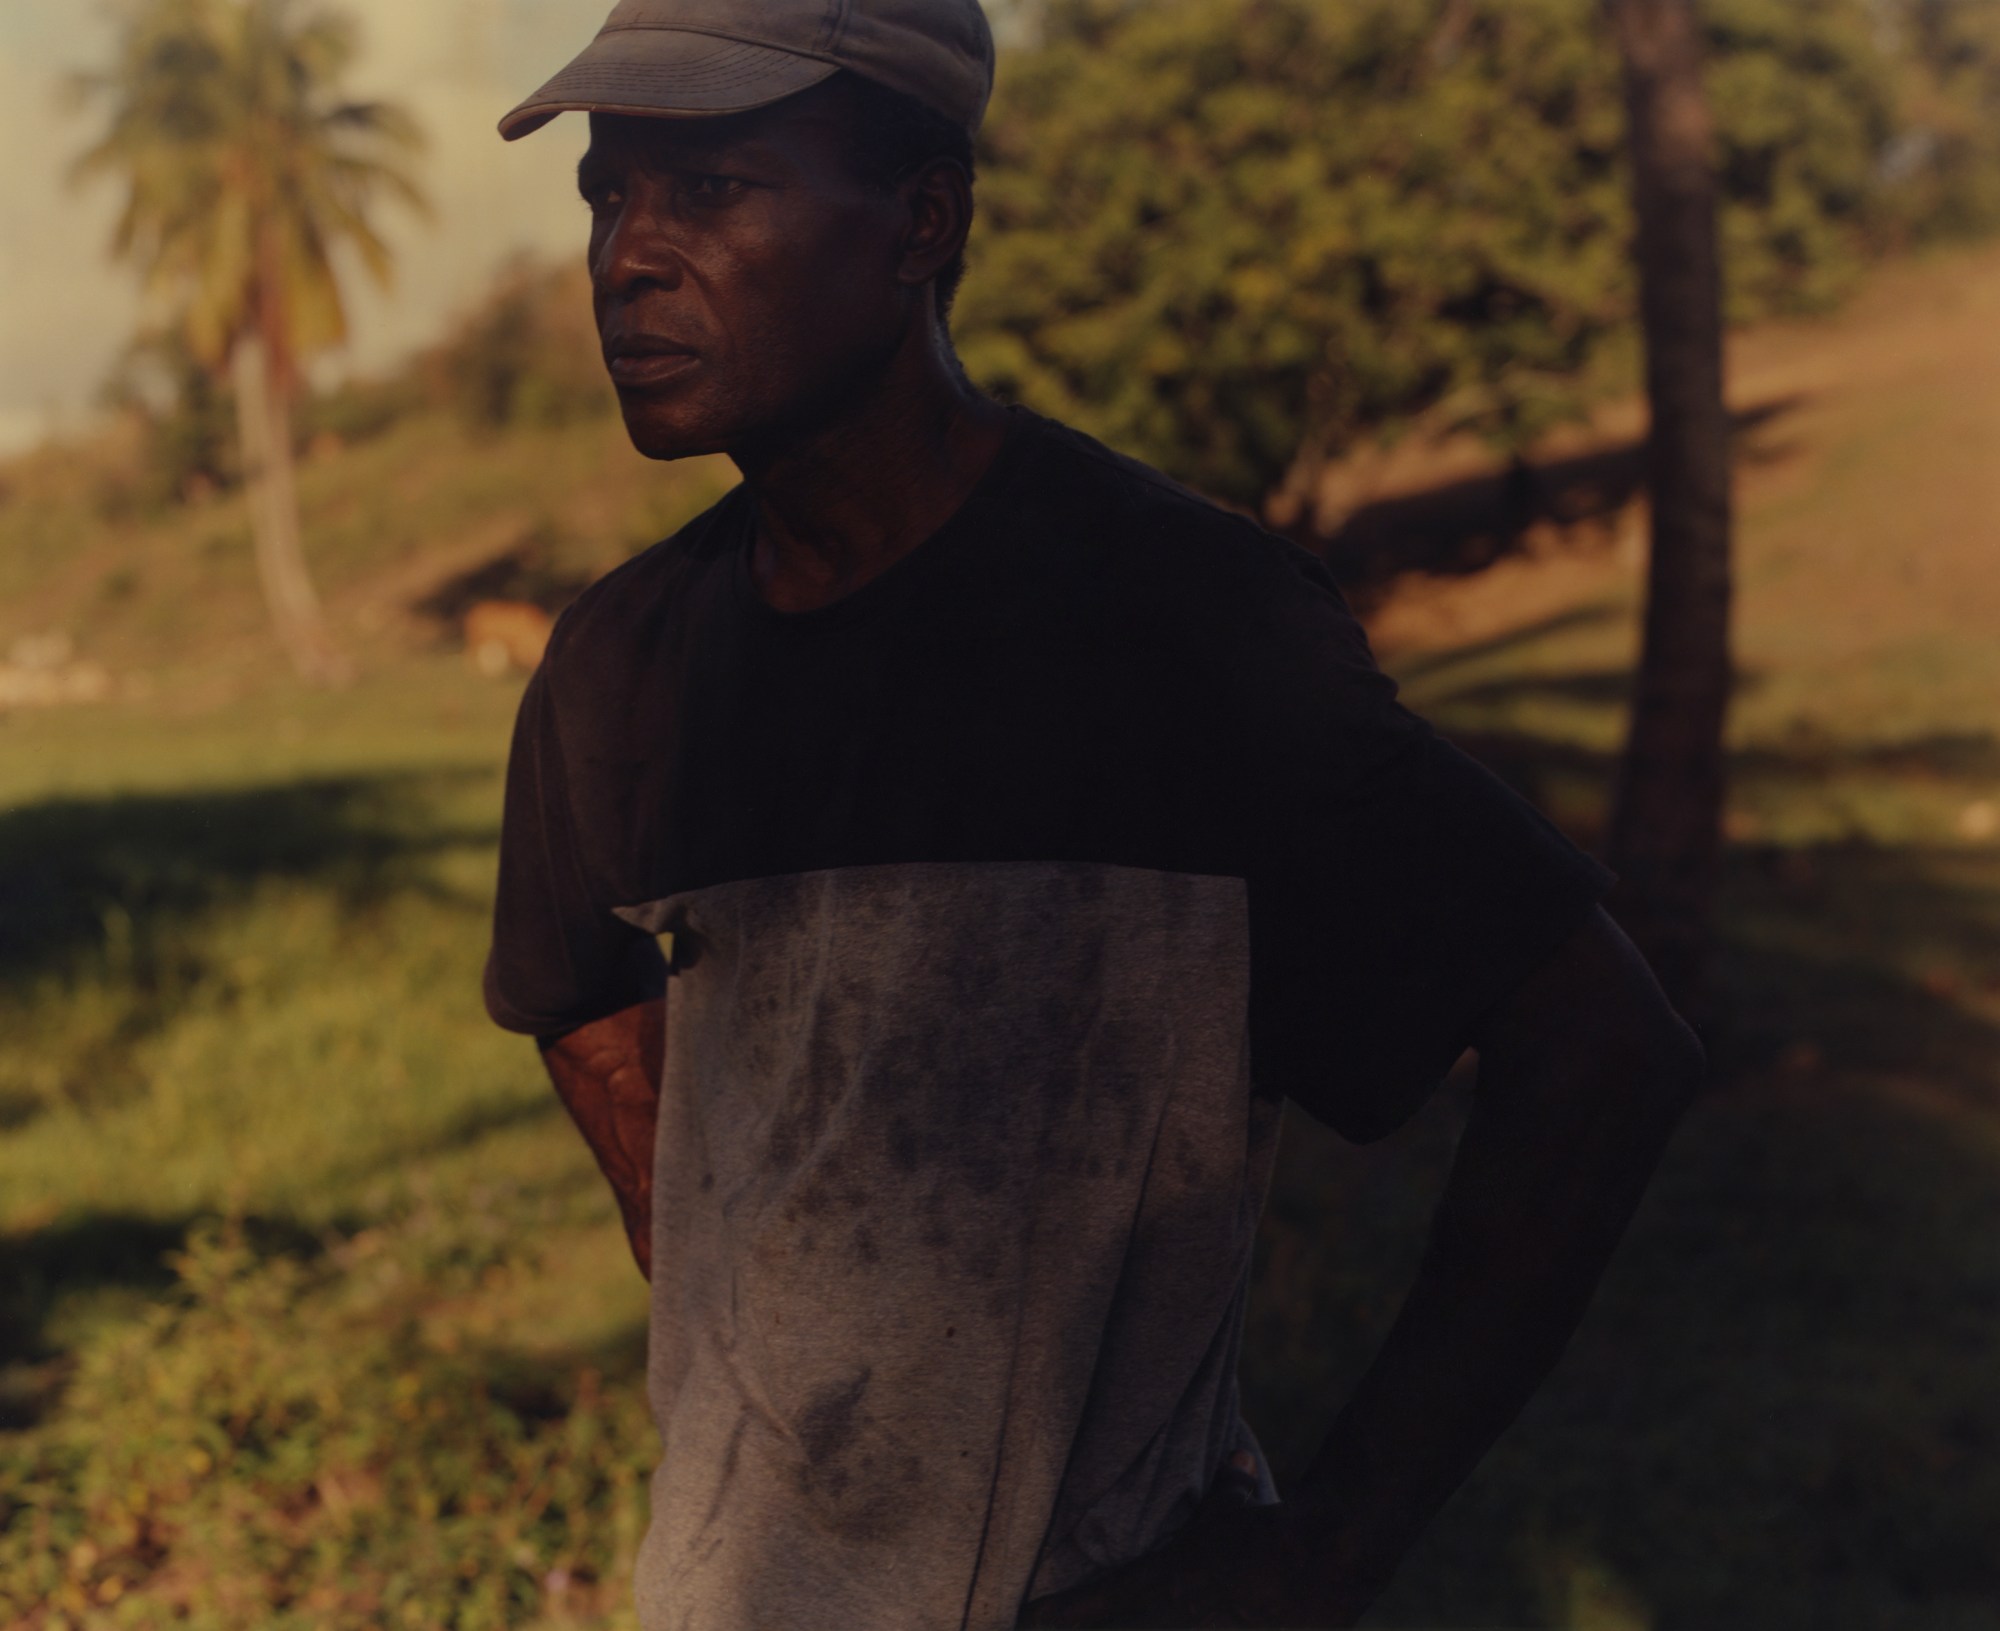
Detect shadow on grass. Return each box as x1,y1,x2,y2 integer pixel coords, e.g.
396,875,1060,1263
0,771,496,988
0,772,498,1120
1241,722,2000,1628
1303,397,1805,611
1304,399,1808,611
313,1091,566,1197
1248,1065,2000,1630
1434,723,2000,1098
1390,601,1632,687
0,1193,643,1426
0,1209,335,1428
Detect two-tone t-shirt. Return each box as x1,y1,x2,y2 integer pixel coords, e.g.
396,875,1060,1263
484,406,1614,1630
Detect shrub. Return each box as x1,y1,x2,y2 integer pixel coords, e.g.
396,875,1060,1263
955,0,1985,507
426,259,615,435
0,1208,651,1630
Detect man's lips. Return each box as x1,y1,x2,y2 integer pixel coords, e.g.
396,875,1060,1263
604,337,700,388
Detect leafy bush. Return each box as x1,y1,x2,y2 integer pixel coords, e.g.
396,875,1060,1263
0,1209,651,1630
956,0,1991,507
96,332,240,508
1876,0,2000,243
426,258,615,435
297,372,432,453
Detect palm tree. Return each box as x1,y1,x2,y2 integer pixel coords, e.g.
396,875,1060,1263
70,0,428,685
1601,0,1734,1017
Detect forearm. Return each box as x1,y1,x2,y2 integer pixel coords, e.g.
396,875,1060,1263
538,996,666,1276
1294,1019,1702,1601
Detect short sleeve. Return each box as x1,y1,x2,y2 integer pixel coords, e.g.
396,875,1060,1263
483,658,668,1038
1233,548,1616,1142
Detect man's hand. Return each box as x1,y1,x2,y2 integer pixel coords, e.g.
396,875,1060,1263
538,996,666,1279
1015,1453,1365,1630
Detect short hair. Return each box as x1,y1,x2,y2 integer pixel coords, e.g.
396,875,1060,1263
828,70,976,323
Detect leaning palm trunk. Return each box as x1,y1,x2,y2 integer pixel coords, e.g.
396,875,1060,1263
231,333,349,686
1603,0,1734,1018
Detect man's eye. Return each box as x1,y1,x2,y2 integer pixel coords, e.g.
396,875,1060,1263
583,187,623,211
685,174,744,201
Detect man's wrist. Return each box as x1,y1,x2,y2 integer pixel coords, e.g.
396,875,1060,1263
1261,1497,1385,1628
1285,1430,1418,1610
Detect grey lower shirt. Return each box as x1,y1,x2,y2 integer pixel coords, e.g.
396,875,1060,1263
614,859,1286,1631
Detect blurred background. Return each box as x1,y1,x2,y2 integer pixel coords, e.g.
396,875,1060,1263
2,0,1997,1626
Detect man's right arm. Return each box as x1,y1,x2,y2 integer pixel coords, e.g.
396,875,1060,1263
537,995,666,1280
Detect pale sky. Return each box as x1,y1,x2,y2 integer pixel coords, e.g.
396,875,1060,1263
0,0,617,454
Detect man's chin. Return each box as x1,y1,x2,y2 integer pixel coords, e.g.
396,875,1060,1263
617,397,735,462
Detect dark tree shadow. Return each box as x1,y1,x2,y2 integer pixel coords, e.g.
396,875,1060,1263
0,1204,649,1436
1255,1061,2000,1630
0,772,499,1136
1442,724,2000,1092
0,1210,339,1429
1298,397,1804,610
0,772,545,1431
1389,601,1632,686
314,1093,565,1196
0,772,497,999
1241,720,2000,1628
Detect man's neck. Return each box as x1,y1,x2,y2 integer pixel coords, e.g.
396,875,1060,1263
733,325,1013,614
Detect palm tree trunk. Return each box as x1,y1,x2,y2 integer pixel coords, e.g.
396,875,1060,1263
231,333,350,686
1602,0,1734,1019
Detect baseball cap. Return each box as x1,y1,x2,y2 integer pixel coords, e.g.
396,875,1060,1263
498,0,995,142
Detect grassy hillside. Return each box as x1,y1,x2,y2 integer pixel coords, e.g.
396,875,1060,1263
2,241,1998,1629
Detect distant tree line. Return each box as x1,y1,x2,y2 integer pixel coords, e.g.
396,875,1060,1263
956,0,2000,510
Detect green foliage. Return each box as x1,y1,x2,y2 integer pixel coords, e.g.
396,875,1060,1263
0,739,650,1630
68,0,434,680
425,258,616,434
1874,0,2000,241
68,0,429,379
98,330,241,506
955,0,1992,506
1705,0,1903,318
0,1211,651,1630
297,370,431,452
961,0,1633,505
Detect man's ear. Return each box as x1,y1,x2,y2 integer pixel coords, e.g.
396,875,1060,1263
895,158,973,290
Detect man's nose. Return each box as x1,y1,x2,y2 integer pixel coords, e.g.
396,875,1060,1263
593,190,685,297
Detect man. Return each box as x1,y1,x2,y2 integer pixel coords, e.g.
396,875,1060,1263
482,2,1706,1627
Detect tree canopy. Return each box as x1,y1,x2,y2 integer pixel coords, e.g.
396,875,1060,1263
956,0,1997,508
70,0,427,387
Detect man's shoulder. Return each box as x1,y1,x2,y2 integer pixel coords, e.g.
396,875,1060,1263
539,482,745,682
1016,411,1326,609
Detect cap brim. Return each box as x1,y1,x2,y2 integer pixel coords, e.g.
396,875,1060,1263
499,29,841,141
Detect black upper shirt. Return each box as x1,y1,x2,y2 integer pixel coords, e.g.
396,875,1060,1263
483,405,1615,1628
487,403,1611,1142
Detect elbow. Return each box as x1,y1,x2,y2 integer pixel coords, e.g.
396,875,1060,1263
1582,987,1707,1132
1465,905,1709,1143
1493,992,1707,1152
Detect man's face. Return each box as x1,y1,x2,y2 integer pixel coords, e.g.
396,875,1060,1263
579,86,911,460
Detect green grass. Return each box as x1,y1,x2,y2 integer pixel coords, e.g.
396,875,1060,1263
4,249,2000,1628
0,707,653,1629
